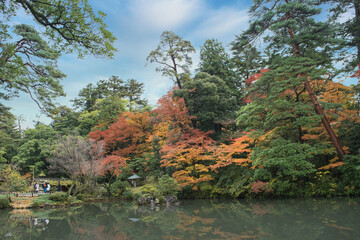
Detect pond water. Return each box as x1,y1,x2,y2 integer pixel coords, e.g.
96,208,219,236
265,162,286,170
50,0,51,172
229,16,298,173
1,198,359,240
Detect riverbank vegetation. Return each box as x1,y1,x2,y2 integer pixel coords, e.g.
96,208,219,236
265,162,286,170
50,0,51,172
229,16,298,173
1,0,360,203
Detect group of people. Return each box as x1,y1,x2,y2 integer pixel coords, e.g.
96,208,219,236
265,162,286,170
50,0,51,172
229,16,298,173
33,181,62,193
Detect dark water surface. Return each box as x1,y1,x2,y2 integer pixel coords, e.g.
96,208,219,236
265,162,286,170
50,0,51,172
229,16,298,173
1,198,360,240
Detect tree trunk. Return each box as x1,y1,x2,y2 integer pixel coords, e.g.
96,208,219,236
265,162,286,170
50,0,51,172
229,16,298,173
285,0,345,159
304,78,345,159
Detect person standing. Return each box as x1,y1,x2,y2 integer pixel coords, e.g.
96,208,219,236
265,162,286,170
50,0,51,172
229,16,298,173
34,182,39,194
44,181,48,193
57,181,62,192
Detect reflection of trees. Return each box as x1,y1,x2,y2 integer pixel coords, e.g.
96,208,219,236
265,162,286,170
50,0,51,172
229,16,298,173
1,199,360,239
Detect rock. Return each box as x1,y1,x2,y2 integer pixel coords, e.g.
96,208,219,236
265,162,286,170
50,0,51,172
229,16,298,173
137,196,153,205
164,196,180,206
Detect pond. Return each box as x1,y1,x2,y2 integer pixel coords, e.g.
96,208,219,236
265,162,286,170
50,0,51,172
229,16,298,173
1,198,359,240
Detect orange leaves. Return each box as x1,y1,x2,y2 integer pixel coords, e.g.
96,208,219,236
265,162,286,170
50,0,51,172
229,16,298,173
161,129,216,188
319,161,345,170
210,134,253,171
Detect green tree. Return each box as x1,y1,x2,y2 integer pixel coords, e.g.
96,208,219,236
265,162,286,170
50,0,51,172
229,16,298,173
175,72,237,133
0,104,20,164
198,39,234,84
147,31,195,89
231,45,265,88
13,124,57,175
77,95,127,135
50,106,81,135
72,83,104,111
234,0,346,160
198,39,242,103
124,79,148,112
0,24,65,111
0,0,116,111
1,0,116,58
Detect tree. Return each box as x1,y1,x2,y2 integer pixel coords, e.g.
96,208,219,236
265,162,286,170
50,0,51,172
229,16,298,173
160,129,215,189
89,111,152,158
147,31,195,89
50,106,81,135
124,79,148,112
77,95,127,135
0,165,28,192
234,0,346,160
0,104,20,164
72,83,103,111
47,135,104,194
231,45,265,90
72,76,146,112
198,39,235,86
1,0,116,111
174,72,237,133
13,124,57,175
0,24,65,111
2,0,116,58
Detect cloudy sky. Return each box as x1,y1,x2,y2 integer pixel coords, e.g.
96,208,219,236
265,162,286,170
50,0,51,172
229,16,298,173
7,0,252,128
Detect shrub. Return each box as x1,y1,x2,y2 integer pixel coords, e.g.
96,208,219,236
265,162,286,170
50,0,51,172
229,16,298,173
0,166,28,192
49,192,68,202
123,190,134,200
0,198,10,209
141,184,157,197
251,180,271,194
157,175,180,196
110,180,131,197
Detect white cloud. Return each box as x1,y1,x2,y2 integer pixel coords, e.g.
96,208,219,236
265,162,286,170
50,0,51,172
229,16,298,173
127,0,204,32
191,7,249,42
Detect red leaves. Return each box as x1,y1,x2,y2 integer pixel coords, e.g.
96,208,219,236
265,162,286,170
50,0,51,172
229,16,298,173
89,111,152,158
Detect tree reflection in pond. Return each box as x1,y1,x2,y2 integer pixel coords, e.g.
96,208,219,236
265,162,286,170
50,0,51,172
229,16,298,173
1,198,360,240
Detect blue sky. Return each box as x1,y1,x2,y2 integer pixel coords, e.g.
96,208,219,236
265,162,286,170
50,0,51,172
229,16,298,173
8,0,253,128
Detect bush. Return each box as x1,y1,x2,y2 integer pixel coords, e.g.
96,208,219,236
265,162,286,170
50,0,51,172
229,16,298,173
157,175,180,196
110,180,131,197
0,166,28,192
141,184,157,197
49,192,68,202
0,198,10,209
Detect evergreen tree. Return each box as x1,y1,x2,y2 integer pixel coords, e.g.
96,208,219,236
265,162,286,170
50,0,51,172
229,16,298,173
147,31,195,89
234,0,346,160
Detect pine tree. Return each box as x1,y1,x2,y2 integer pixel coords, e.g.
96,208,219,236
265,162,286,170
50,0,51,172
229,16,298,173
234,0,346,159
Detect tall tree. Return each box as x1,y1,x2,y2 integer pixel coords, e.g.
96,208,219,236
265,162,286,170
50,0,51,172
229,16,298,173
13,124,57,175
233,0,346,159
0,104,20,164
174,72,237,133
124,79,148,112
197,39,234,84
147,31,195,89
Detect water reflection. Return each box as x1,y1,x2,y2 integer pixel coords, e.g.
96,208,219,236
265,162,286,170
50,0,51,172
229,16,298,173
1,198,359,240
